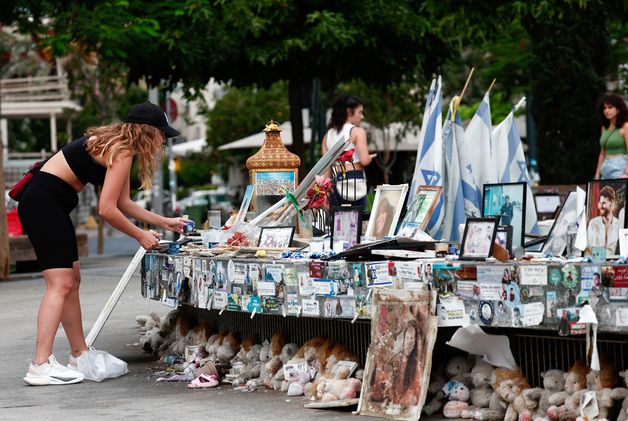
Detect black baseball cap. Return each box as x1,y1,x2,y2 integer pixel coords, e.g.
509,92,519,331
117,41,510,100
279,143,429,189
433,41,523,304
124,102,181,138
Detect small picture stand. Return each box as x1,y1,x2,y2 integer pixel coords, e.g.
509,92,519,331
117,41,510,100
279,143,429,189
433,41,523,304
459,217,499,261
331,205,363,252
257,225,296,249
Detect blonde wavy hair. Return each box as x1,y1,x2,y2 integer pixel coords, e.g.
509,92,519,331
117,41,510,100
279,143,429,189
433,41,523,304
85,123,164,190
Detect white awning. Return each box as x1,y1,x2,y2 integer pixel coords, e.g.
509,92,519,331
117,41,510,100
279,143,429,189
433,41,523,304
171,138,207,156
218,122,312,150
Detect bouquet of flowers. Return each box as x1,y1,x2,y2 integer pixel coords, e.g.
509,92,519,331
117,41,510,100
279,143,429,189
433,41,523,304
303,175,332,210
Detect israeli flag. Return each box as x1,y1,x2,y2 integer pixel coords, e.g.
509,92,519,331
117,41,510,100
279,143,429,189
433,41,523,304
460,91,497,217
435,98,466,242
492,97,539,234
408,76,444,234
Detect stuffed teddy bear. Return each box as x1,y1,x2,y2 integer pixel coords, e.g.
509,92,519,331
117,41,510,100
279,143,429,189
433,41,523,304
546,360,587,420
580,362,618,421
465,357,496,412
315,378,362,401
271,343,299,390
424,355,475,415
520,369,565,421
287,371,311,397
216,331,241,365
136,311,161,332
611,370,628,421
442,380,471,418
470,368,529,421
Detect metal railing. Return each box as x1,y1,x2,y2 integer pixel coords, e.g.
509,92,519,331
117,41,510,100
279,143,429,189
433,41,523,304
0,75,71,103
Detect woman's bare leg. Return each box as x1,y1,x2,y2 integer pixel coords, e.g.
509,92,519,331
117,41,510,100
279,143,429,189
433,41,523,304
60,261,88,358
34,267,77,365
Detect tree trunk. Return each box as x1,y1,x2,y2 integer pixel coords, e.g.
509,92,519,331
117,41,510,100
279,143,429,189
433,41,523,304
0,144,9,280
288,79,306,181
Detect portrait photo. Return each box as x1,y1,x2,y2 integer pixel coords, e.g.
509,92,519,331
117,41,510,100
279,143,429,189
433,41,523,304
542,190,578,257
586,179,628,255
331,206,362,251
257,225,295,248
483,182,527,247
365,184,408,240
399,185,442,234
459,218,499,260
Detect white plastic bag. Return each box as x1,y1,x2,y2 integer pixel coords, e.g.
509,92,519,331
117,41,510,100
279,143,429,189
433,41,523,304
76,349,129,382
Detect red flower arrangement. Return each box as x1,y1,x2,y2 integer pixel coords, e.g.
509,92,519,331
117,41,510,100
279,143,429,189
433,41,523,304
304,175,332,210
337,150,355,164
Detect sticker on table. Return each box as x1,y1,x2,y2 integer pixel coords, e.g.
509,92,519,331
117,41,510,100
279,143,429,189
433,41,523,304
476,265,505,283
502,283,521,308
263,264,284,282
557,307,585,335
365,262,393,287
616,308,628,327
212,291,228,309
437,299,469,327
302,298,320,316
230,261,247,284
548,267,562,287
309,261,325,279
519,287,530,304
495,301,508,319
561,264,579,288
352,263,365,288
478,301,494,325
457,281,480,300
514,302,544,327
326,262,345,280
286,294,300,315
283,267,299,288
330,297,357,318
519,265,548,286
298,271,316,296
261,296,281,313
313,279,335,296
356,292,372,318
227,293,241,311
478,282,502,301
194,258,202,277
215,261,227,290
546,291,557,318
257,281,276,296
395,261,423,282
612,265,628,288
245,296,261,313
334,278,355,296
606,288,628,303
576,266,597,304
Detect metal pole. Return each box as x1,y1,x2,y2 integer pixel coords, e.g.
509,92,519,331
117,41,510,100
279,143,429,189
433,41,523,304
148,88,164,220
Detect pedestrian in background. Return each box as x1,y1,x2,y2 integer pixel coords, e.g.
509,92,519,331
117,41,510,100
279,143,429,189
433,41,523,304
595,93,628,179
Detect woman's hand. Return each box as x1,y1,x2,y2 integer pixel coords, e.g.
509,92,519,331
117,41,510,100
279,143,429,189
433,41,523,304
162,217,191,234
137,230,162,250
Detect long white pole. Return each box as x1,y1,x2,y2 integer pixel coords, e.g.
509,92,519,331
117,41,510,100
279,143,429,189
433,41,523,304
85,247,147,347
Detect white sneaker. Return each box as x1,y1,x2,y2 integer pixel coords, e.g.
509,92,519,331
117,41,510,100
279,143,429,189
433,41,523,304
23,355,85,386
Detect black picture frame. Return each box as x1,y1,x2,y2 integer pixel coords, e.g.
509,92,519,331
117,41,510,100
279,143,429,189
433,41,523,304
331,205,363,251
257,225,296,248
586,178,628,255
459,217,499,261
495,224,513,257
482,182,527,248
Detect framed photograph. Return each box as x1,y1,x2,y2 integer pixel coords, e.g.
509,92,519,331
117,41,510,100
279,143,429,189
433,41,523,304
459,217,499,260
482,182,527,247
252,170,297,214
495,224,513,256
257,225,295,248
398,185,442,234
541,190,578,257
331,206,363,251
365,184,409,240
586,178,628,255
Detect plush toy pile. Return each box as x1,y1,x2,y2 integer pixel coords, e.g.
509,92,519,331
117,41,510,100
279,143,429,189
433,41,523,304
422,353,626,421
136,312,362,401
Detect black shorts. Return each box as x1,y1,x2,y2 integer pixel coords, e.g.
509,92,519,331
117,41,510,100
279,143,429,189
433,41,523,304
18,171,79,271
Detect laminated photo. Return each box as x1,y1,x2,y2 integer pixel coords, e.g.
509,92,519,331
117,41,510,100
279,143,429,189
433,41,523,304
437,299,469,327
325,297,357,318
212,291,228,310
519,265,548,286
230,261,247,284
476,265,506,283
261,296,281,313
365,261,393,287
352,263,365,288
302,298,320,316
227,293,241,311
283,267,299,289
263,263,284,282
215,261,227,290
313,279,335,296
298,271,316,296
286,294,300,315
257,281,276,297
245,295,262,313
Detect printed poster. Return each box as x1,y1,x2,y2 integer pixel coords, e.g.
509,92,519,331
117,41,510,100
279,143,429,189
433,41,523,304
519,265,548,286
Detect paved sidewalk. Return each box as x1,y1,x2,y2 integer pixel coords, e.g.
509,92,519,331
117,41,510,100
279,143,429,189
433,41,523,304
0,254,448,421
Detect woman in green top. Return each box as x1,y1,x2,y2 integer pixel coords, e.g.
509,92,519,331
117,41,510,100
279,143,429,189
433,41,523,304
595,94,628,179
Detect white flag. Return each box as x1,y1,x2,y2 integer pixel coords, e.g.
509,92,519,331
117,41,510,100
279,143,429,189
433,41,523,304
460,91,497,217
435,98,467,242
492,97,539,234
408,77,444,234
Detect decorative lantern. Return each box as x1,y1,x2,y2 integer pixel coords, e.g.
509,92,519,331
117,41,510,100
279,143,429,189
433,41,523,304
246,120,300,213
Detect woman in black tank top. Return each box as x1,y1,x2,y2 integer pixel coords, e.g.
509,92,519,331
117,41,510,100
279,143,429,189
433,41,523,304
18,102,190,386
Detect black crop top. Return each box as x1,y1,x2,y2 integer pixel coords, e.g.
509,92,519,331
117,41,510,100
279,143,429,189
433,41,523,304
61,136,107,185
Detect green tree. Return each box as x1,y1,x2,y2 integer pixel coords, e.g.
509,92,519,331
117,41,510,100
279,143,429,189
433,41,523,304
4,0,450,178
